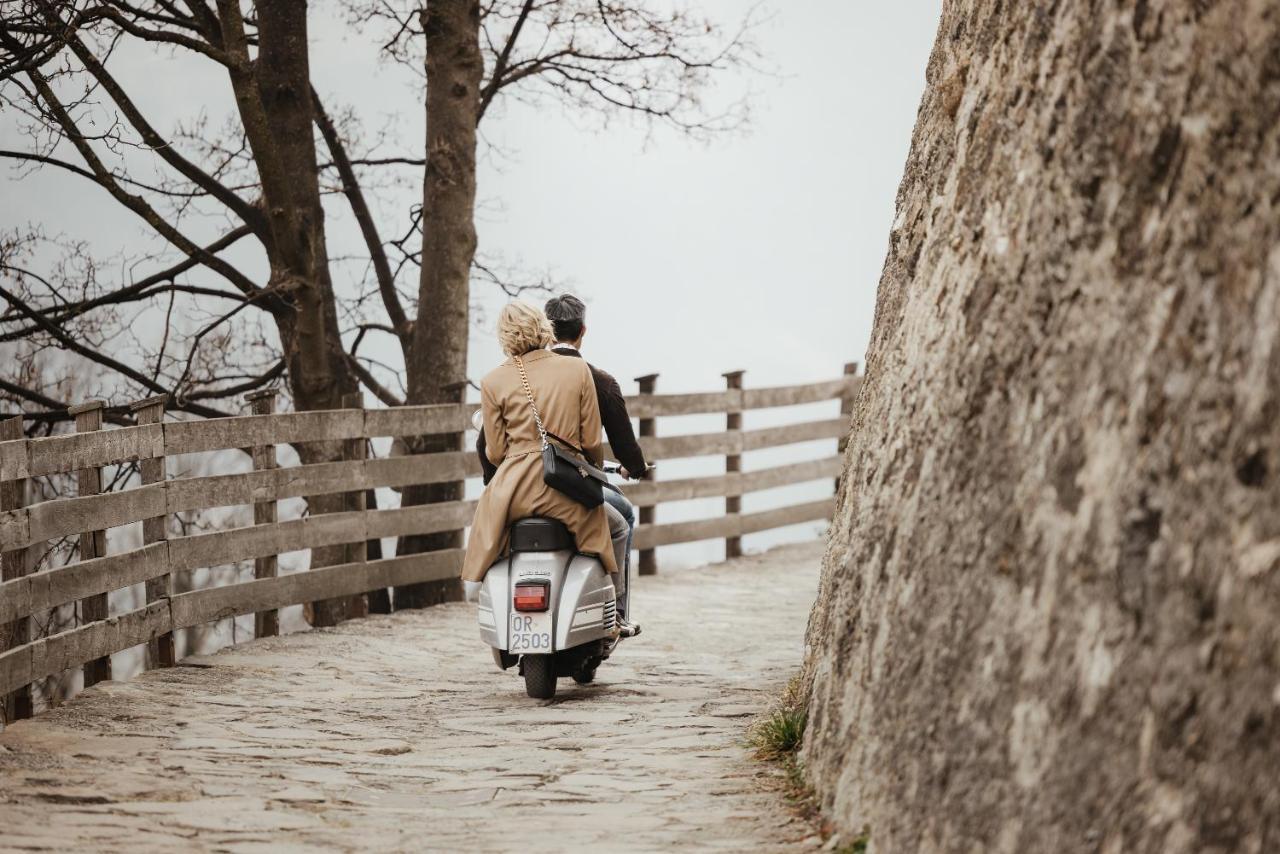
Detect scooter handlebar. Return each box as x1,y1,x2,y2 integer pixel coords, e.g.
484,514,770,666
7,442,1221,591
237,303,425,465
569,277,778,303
602,461,657,479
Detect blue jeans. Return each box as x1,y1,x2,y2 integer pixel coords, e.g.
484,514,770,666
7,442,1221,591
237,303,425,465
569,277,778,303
603,488,636,617
603,488,635,571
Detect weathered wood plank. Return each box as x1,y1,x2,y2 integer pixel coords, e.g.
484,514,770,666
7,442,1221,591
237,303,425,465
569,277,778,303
73,402,111,687
738,498,836,536
166,499,480,576
363,404,474,438
0,543,171,625
364,500,478,540
634,515,736,549
633,373,659,576
617,455,848,506
244,389,280,639
633,496,836,549
167,511,368,573
742,377,861,409
0,574,33,628
26,600,172,689
169,550,464,629
163,409,365,456
365,452,482,489
623,456,841,507
133,393,175,669
338,394,369,621
724,371,745,559
0,415,32,719
622,390,738,418
620,378,857,418
738,455,842,494
0,507,30,553
0,644,32,699
23,423,163,477
628,431,742,460
741,418,848,452
20,483,166,546
163,452,485,515
621,473,733,504
0,437,29,482
613,417,844,462
165,460,364,513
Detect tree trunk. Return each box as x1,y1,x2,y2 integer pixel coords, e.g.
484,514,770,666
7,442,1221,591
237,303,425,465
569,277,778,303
231,0,361,625
253,0,355,413
802,1,1280,851
395,0,483,610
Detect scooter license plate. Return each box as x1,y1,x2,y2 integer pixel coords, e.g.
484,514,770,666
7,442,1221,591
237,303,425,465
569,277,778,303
509,611,552,653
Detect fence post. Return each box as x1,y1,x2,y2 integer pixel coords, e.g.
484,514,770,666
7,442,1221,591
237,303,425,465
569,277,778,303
244,390,279,638
365,485,391,614
393,380,469,611
723,370,745,560
634,373,659,576
836,361,859,493
70,400,111,686
342,392,368,621
1,415,33,721
130,395,174,668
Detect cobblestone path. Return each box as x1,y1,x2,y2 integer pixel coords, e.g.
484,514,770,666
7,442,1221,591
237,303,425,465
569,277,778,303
0,541,823,852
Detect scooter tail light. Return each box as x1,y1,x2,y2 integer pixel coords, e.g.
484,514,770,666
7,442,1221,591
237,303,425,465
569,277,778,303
513,581,549,612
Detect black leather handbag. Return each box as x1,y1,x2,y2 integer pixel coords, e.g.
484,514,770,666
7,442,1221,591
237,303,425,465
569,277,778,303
514,354,615,509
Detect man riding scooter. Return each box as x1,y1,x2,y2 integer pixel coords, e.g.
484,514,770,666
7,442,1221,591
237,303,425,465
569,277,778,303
477,294,652,636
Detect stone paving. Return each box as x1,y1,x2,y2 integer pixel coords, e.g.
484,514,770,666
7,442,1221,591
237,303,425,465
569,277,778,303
0,541,823,852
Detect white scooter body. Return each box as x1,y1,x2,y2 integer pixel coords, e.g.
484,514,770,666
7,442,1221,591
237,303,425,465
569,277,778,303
477,517,623,698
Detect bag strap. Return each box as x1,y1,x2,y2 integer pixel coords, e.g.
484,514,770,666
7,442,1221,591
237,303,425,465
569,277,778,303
513,354,549,449
513,354,590,456
513,354,624,496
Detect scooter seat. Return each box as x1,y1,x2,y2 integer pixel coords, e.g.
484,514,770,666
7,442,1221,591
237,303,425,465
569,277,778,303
509,517,574,552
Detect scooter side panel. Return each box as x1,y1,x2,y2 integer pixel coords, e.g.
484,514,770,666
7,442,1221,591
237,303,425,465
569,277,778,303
556,555,617,650
478,559,509,650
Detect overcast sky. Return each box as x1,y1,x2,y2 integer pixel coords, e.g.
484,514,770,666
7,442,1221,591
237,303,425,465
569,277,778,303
2,1,941,394
452,1,943,393
1,2,941,564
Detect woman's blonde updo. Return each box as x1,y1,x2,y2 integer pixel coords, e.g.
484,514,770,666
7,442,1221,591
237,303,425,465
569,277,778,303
496,300,553,357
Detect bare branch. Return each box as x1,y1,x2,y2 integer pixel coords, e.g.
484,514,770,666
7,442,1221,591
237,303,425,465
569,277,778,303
477,0,535,121
59,26,266,233
312,88,410,344
347,354,404,407
0,225,256,342
2,43,265,299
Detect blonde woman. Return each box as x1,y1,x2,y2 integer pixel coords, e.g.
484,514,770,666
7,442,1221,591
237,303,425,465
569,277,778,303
462,301,623,595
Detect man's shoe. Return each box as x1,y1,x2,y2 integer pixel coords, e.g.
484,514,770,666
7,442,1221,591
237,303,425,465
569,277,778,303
616,617,642,638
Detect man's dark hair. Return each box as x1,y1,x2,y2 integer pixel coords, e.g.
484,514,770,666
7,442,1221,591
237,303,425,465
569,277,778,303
545,294,586,342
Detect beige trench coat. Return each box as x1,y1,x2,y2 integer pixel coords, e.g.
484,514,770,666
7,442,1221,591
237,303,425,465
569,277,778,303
461,348,619,582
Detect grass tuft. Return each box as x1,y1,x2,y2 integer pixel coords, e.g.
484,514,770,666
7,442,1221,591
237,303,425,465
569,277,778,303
749,677,872,852
749,706,807,759
834,831,871,854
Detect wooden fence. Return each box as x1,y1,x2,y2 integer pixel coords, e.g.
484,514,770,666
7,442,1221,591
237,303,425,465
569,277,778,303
0,363,860,720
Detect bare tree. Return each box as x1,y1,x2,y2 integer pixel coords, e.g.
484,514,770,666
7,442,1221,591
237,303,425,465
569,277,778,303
345,0,761,606
0,0,367,625
0,1,357,421
1,0,760,609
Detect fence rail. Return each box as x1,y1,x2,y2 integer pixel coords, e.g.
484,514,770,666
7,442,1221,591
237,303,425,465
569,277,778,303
0,364,860,717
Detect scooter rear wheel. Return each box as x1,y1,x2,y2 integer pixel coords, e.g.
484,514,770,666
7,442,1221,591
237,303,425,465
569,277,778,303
523,654,556,699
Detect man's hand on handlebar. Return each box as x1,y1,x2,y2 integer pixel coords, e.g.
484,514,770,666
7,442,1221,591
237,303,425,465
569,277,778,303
618,463,657,481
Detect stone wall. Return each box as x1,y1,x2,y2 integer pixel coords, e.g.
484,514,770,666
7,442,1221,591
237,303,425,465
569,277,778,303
802,1,1280,851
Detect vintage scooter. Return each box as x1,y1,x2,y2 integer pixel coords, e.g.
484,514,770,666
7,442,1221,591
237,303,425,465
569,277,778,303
476,462,638,699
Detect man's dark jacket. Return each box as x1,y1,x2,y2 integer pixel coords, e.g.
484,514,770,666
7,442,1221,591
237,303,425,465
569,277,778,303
477,346,648,485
